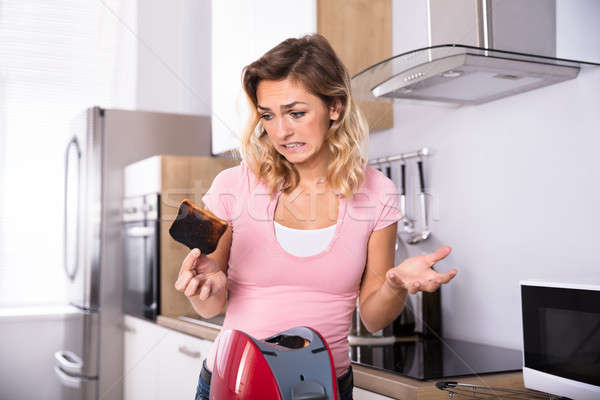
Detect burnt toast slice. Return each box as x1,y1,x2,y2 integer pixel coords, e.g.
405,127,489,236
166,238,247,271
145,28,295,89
168,199,228,254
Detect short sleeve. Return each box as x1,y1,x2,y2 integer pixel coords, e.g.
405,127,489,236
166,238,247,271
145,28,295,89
200,167,238,223
372,176,402,231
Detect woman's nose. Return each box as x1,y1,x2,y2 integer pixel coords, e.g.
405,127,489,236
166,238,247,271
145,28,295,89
273,115,293,139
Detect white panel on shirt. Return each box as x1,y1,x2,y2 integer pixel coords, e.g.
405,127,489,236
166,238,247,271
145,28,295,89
274,221,336,257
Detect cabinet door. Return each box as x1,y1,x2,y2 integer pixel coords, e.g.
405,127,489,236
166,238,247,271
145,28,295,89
157,329,214,400
123,315,167,400
354,387,396,400
317,0,393,132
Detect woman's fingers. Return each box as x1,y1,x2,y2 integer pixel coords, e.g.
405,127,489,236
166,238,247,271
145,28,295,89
438,269,457,284
424,246,451,265
179,270,226,299
176,248,214,292
175,269,196,292
408,281,421,295
385,270,405,289
184,275,202,297
388,263,457,294
198,279,213,301
182,248,201,271
175,249,200,290
402,268,457,294
175,247,225,300
420,270,457,292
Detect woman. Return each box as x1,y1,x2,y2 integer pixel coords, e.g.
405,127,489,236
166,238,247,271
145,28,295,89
175,34,457,400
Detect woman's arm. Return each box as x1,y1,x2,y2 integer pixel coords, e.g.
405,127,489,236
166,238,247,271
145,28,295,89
358,223,457,333
358,223,406,333
175,225,232,319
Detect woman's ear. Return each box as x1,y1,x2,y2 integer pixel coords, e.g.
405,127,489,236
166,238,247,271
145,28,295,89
328,99,342,122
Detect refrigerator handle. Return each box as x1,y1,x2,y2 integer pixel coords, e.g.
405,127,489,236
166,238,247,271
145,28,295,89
54,366,82,388
64,137,82,281
54,350,83,375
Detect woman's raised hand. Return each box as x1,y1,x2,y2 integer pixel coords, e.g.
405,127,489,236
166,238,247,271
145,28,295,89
386,246,457,295
174,248,227,301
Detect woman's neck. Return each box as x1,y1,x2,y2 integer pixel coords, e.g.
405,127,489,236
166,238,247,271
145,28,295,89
293,148,332,191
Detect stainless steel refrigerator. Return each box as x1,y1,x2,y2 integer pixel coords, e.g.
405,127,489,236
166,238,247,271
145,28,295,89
55,107,212,400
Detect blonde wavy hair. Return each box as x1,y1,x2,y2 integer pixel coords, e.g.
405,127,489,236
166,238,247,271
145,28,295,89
238,34,369,199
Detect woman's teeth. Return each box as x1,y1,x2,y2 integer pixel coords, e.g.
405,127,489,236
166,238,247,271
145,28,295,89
283,143,305,148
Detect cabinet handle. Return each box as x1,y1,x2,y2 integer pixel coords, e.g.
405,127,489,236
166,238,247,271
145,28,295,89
127,226,154,237
118,322,136,333
178,346,201,359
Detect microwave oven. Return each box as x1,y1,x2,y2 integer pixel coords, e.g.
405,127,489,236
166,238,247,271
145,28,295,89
520,280,600,399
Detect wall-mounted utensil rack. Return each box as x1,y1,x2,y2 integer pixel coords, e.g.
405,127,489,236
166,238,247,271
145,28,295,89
368,147,432,246
368,147,430,167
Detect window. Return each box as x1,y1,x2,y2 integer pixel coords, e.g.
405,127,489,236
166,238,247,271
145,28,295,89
0,0,136,306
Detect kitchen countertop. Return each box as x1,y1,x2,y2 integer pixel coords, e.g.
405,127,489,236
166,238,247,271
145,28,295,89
158,315,220,341
157,315,528,399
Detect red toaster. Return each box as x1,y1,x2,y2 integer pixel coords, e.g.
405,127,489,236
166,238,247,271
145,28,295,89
209,326,339,400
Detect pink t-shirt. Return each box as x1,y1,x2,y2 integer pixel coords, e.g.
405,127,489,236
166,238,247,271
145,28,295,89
201,160,402,377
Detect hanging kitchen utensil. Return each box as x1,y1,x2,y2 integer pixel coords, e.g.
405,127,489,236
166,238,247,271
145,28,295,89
398,161,414,235
384,163,391,183
382,162,400,248
383,162,400,253
408,159,431,244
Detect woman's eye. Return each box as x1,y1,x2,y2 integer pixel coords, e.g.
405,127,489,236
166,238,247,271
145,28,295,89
260,113,273,121
290,111,306,119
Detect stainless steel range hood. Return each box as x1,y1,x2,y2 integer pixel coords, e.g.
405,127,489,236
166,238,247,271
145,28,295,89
351,1,600,105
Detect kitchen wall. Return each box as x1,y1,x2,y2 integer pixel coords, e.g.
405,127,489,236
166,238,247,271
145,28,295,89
211,0,317,155
136,0,212,115
377,0,600,350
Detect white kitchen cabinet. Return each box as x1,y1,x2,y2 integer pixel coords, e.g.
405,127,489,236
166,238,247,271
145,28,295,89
211,0,317,155
157,327,213,399
353,387,396,399
123,315,394,399
123,315,213,400
123,315,166,400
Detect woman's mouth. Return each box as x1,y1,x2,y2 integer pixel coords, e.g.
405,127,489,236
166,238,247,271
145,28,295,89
281,142,306,152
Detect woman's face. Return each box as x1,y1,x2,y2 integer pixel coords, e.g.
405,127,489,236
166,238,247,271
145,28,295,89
256,78,340,166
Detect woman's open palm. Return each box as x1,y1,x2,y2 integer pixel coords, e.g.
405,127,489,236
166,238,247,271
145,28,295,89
386,246,457,294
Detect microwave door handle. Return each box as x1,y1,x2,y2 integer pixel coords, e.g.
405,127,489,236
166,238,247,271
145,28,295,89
63,137,81,281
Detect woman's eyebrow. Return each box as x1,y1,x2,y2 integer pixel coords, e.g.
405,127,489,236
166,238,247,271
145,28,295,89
257,101,308,111
281,101,307,110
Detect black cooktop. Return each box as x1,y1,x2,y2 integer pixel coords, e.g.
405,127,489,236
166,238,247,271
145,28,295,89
349,336,522,380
